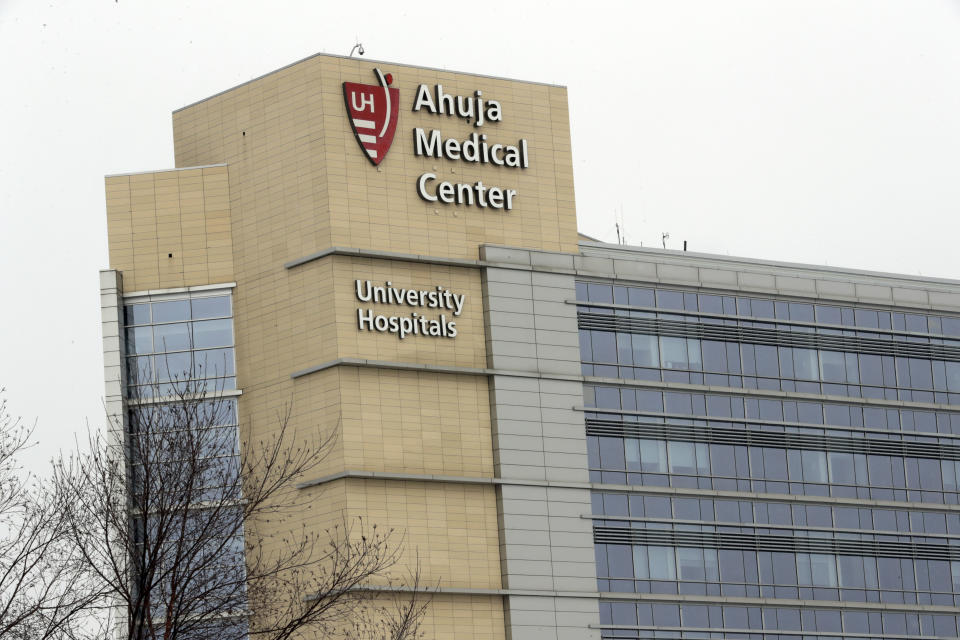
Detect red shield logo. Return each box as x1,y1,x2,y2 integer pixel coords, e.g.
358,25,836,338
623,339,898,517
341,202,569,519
343,68,399,166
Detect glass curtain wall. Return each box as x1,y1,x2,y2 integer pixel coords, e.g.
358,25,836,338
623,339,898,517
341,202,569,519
578,281,960,640
123,291,248,637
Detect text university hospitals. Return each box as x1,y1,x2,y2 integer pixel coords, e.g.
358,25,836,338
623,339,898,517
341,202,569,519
355,280,465,340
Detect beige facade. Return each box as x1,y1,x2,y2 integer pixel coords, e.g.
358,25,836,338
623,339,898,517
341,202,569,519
104,53,581,639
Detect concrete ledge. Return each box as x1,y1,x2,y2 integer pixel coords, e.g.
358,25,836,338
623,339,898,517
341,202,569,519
290,357,584,382
123,281,237,299
296,469,592,491
351,584,599,599
284,246,484,270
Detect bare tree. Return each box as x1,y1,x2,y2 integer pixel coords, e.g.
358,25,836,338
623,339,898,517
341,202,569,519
0,391,103,639
54,377,428,640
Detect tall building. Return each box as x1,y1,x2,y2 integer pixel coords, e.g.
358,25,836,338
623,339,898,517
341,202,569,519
100,53,960,639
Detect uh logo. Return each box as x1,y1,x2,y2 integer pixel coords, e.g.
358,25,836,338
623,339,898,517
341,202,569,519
343,68,399,166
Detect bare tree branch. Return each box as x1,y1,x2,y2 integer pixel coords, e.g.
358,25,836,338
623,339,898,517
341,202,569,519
0,390,105,639
54,376,429,639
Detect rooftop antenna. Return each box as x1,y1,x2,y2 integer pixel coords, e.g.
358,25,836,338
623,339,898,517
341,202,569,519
349,40,365,57
661,232,670,249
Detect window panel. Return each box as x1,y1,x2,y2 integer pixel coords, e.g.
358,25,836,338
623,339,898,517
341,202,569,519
126,326,153,355
631,334,658,367
151,299,191,323
192,319,233,349
648,546,676,580
153,323,191,352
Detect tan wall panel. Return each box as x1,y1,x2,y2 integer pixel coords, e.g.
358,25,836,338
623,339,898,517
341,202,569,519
337,367,492,478
105,166,234,292
294,479,501,591
172,54,578,263
419,594,505,640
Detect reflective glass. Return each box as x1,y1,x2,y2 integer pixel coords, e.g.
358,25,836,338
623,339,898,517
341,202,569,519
153,323,191,351
151,299,191,323
192,319,233,348
191,295,231,319
125,303,150,325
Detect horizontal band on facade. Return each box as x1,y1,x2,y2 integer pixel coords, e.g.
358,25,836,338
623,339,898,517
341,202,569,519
579,312,960,363
347,583,598,599
580,407,960,443
290,357,583,382
581,377,960,412
122,281,237,300
589,482,960,513
585,417,960,461
296,469,590,491
594,526,960,561
585,514,960,543
570,299,960,342
283,246,486,271
596,590,960,614
104,162,228,179
297,470,960,513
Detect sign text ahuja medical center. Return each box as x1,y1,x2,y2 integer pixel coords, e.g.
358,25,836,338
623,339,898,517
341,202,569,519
411,84,528,211
343,70,528,211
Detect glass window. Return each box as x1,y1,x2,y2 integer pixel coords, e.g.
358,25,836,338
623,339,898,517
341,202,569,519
660,337,690,370
155,352,192,383
677,547,706,581
810,554,837,587
648,546,676,580
591,332,616,363
125,303,150,325
800,450,827,483
631,334,658,367
639,440,667,473
194,348,235,378
587,283,612,303
828,452,855,485
656,290,684,310
624,287,653,307
190,295,231,319
151,299,191,323
126,326,153,355
668,441,697,474
792,348,818,380
153,323,191,352
193,319,233,349
819,351,846,383
816,305,841,325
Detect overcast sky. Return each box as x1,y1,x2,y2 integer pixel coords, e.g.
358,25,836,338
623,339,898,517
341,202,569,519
1,0,959,466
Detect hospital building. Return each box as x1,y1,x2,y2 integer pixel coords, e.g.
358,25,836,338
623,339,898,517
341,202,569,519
100,53,960,639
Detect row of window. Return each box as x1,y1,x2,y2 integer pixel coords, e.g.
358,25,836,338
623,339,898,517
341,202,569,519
123,292,247,633
585,385,960,437
576,282,960,338
599,600,959,637
125,295,232,326
589,434,960,497
591,492,960,537
127,319,234,355
580,330,960,403
596,543,960,605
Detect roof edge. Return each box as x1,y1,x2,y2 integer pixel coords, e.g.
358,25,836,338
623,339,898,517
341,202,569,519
173,52,566,115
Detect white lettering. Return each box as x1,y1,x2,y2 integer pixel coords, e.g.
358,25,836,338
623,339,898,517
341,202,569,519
351,91,375,113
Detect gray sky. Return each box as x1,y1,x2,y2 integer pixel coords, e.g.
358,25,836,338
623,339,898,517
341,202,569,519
1,0,959,466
